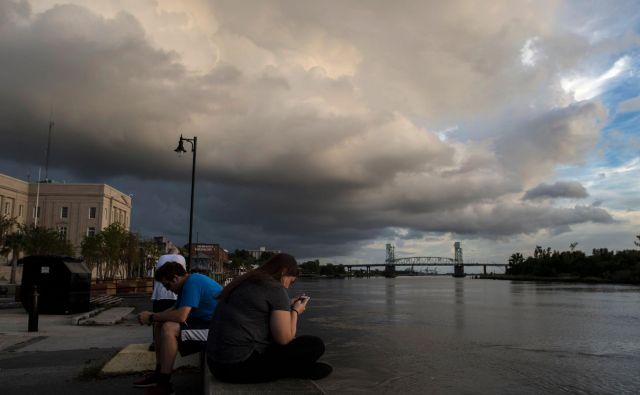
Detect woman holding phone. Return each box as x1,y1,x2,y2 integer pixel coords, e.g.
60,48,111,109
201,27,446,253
206,253,332,383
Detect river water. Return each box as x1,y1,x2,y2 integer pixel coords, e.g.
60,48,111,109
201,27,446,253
293,277,640,394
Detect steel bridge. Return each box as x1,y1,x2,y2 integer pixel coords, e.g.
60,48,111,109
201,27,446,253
344,243,507,277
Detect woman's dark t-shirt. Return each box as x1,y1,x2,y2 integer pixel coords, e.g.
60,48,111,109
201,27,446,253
207,279,290,363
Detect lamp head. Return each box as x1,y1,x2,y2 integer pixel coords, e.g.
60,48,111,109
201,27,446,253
174,136,187,154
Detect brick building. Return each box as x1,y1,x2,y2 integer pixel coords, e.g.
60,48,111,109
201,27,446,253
190,243,229,274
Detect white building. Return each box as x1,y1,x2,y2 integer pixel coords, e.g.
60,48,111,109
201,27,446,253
0,172,132,255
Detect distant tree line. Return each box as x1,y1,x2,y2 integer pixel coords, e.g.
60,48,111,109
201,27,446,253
224,254,349,277
299,259,346,276
507,236,640,283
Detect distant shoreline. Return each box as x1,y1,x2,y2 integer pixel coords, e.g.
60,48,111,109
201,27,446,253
298,273,449,279
478,274,640,285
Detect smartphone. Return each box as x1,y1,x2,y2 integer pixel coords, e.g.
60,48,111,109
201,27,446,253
298,295,310,302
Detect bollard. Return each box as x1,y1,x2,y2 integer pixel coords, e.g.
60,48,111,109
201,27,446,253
28,285,39,332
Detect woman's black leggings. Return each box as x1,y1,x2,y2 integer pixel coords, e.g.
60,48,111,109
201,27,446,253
207,335,325,383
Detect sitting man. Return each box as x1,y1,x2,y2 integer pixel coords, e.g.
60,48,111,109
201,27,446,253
134,262,223,395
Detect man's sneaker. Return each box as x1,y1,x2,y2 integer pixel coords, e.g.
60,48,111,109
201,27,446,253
133,373,157,388
143,383,174,395
308,362,333,380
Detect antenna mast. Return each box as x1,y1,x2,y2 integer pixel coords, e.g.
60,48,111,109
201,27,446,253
44,106,54,182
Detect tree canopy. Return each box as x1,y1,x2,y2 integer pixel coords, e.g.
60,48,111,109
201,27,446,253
81,223,160,279
507,237,640,283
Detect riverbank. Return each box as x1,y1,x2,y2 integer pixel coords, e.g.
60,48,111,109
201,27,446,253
479,273,640,285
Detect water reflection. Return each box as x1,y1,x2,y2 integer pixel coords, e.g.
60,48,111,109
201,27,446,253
384,279,396,323
454,278,465,331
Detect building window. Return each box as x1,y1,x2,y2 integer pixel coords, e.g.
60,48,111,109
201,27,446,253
89,207,97,219
4,202,9,215
87,227,96,237
58,226,67,239
18,205,23,217
61,206,69,219
33,206,41,218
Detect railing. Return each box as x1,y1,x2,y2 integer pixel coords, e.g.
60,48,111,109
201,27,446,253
212,272,234,286
91,278,154,296
90,271,236,297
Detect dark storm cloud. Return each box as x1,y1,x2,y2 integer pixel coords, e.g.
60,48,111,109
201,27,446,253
393,203,614,238
523,181,590,200
0,2,200,180
0,1,626,259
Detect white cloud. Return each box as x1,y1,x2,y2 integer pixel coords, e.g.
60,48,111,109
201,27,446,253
436,126,459,142
561,56,631,101
520,37,539,67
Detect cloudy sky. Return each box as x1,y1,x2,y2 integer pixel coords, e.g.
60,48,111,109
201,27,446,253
1,0,639,265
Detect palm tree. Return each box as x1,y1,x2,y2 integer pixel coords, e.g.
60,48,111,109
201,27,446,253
635,235,640,248
0,214,16,250
81,223,134,279
508,252,524,266
4,232,24,284
81,233,104,278
0,215,19,282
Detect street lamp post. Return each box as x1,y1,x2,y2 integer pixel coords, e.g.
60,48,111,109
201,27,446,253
174,134,197,271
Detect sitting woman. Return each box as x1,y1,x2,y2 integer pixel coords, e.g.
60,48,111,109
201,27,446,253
206,253,332,383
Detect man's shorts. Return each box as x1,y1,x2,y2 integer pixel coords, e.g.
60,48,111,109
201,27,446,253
178,317,210,356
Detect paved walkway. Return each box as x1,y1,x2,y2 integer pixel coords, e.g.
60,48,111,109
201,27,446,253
0,307,149,352
0,300,331,394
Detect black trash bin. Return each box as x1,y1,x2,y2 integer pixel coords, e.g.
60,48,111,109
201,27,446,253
20,256,92,314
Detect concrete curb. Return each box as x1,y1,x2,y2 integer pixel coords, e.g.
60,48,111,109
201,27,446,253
100,343,200,375
70,307,108,325
72,306,134,325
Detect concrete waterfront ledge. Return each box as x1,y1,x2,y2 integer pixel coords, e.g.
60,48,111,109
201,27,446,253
205,376,327,394
203,359,327,395
101,343,326,394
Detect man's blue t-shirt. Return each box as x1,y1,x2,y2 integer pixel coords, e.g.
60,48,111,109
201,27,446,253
176,273,223,322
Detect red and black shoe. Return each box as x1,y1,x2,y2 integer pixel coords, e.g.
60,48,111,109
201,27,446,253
132,373,157,388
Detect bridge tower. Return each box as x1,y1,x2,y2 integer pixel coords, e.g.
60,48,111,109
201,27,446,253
385,244,395,263
384,243,396,277
454,242,463,264
453,242,465,277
